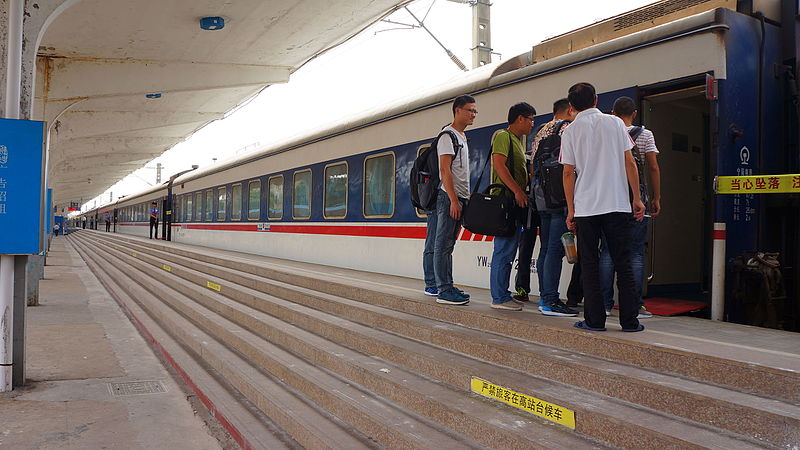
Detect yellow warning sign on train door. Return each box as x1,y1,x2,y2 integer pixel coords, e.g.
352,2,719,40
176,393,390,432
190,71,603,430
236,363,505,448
715,174,800,194
471,377,576,429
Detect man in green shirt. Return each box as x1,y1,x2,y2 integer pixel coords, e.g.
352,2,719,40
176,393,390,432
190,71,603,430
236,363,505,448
489,102,536,310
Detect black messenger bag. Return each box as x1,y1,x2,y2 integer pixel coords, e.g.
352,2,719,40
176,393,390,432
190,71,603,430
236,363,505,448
462,133,517,237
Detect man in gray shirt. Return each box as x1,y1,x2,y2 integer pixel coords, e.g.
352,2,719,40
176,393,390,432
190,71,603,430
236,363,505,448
433,95,476,305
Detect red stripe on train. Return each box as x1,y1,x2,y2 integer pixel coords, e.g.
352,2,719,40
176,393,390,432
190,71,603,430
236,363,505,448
172,223,428,239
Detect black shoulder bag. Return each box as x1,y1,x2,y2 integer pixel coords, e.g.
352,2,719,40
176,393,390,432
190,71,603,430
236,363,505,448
462,132,517,237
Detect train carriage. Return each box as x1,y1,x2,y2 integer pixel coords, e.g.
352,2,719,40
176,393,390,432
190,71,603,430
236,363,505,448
80,0,798,328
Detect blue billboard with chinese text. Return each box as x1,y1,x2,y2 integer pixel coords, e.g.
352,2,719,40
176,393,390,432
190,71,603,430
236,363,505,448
0,118,45,254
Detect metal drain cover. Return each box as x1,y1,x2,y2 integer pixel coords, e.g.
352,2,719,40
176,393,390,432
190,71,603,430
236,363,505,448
108,380,167,396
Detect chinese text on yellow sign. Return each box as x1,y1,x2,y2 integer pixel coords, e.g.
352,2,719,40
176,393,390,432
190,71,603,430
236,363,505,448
716,174,800,194
470,377,575,429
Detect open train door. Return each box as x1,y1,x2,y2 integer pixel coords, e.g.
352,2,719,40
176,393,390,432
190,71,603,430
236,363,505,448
638,76,714,315
160,196,168,240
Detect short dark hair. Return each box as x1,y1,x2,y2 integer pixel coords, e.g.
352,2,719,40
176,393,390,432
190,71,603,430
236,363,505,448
452,95,476,114
553,98,570,115
507,102,536,124
567,82,596,111
612,96,637,117
151,201,157,204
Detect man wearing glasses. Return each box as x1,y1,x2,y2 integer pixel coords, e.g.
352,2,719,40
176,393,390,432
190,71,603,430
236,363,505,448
489,102,536,310
431,95,477,305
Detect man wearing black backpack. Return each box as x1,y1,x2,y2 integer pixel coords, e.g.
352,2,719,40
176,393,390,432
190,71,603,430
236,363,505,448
561,82,645,332
599,96,662,318
427,95,476,305
528,98,579,317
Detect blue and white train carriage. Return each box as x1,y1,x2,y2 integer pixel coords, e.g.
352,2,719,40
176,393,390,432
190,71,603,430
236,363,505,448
83,0,799,328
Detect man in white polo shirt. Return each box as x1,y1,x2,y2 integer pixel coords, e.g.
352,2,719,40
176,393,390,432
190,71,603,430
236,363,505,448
560,82,645,332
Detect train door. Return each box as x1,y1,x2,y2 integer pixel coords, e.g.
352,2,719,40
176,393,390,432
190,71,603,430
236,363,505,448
160,197,168,240
639,80,712,305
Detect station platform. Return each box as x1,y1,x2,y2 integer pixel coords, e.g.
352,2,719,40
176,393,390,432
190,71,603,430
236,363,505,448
0,237,225,449
2,230,799,449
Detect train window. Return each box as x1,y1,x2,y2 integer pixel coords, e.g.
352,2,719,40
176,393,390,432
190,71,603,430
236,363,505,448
323,162,348,219
231,184,242,221
248,180,260,220
292,170,312,219
195,192,202,222
268,175,283,220
186,194,193,222
363,152,395,218
205,190,213,221
217,187,227,221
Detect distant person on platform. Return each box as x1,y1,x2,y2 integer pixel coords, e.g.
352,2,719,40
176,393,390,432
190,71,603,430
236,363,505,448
82,217,86,229
560,82,645,332
53,223,60,236
149,202,159,239
105,215,111,232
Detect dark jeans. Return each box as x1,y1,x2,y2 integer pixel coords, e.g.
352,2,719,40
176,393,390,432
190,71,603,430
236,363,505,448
576,212,640,330
536,211,568,306
566,262,583,305
150,219,159,239
514,219,539,294
423,211,437,289
434,190,466,291
600,216,649,310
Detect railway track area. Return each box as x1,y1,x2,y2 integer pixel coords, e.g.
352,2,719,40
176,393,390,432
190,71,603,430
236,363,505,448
67,230,799,449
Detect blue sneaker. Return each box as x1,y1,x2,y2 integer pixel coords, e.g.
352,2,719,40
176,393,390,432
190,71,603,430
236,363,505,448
539,301,578,317
436,287,469,305
454,287,470,299
424,287,439,296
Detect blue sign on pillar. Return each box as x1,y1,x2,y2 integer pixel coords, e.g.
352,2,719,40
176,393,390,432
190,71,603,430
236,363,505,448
0,118,46,254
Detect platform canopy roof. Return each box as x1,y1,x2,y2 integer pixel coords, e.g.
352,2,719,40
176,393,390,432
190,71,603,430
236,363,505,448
36,0,411,208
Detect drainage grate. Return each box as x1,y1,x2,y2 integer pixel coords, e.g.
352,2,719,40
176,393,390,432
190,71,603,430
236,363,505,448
108,380,167,396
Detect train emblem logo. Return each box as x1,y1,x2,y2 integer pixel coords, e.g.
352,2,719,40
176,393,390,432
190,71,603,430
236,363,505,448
739,146,750,165
0,145,7,167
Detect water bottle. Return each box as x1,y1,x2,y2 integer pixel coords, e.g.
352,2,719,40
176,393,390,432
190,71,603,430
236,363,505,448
561,232,578,264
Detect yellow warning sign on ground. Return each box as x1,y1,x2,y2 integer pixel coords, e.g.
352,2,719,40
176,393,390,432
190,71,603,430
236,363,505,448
716,174,800,194
206,281,221,292
471,377,575,429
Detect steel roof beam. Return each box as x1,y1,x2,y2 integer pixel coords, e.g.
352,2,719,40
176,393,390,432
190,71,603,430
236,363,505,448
40,57,291,102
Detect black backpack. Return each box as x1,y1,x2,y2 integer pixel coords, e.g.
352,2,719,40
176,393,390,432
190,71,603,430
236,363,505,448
531,120,571,210
629,126,649,208
409,130,462,211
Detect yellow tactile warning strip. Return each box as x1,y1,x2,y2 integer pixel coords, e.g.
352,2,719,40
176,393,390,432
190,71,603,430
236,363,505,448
471,377,575,429
162,264,172,272
206,281,221,292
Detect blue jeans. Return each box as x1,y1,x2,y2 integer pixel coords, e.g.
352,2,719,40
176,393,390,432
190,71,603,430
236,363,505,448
600,216,649,310
434,190,465,291
537,211,567,307
423,211,437,289
490,226,522,304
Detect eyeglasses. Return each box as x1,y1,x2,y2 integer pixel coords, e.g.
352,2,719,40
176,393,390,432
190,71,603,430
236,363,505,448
460,107,478,115
525,116,535,121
